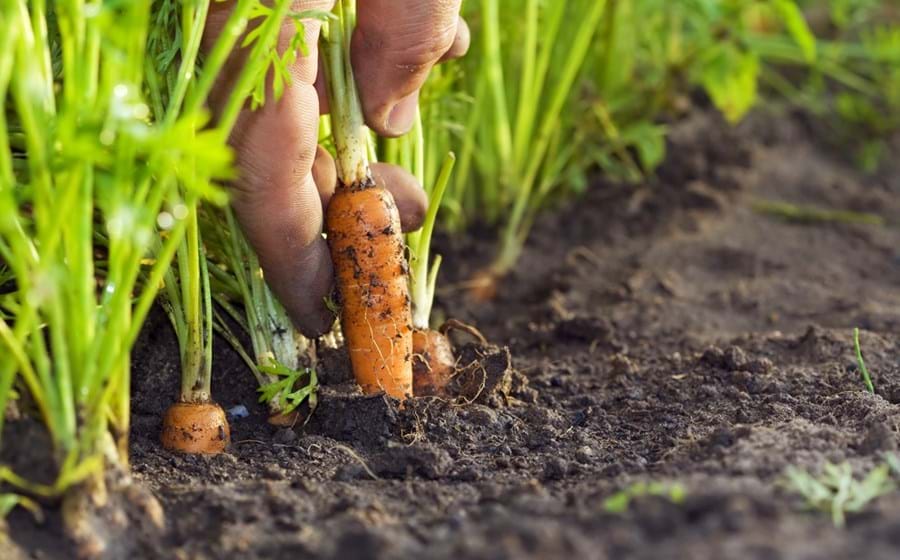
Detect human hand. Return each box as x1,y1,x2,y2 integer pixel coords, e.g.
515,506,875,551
203,1,469,337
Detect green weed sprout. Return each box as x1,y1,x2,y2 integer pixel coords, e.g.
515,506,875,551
206,207,318,423
604,481,687,513
784,462,894,527
853,327,875,394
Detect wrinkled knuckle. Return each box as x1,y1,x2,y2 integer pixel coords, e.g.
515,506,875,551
394,21,457,69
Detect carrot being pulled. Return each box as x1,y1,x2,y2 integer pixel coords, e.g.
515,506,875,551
321,0,413,399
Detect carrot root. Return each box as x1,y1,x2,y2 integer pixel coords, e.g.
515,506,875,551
326,184,413,400
412,328,456,396
267,409,300,427
160,401,230,454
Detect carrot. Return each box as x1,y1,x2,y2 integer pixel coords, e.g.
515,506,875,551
161,402,230,454
412,328,455,396
321,0,413,400
413,320,486,396
327,185,414,398
267,410,301,427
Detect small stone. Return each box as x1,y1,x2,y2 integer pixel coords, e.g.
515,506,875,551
723,346,748,370
273,428,296,445
575,446,595,464
227,404,249,419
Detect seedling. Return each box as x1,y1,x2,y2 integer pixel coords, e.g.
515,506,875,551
463,0,608,291
152,1,327,452
0,0,310,544
784,461,894,527
380,112,459,395
425,0,897,282
603,481,687,513
853,327,876,394
753,199,885,226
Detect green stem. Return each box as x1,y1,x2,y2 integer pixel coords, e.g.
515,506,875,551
321,0,371,187
182,0,258,118
853,328,875,394
482,0,512,175
512,0,538,167
496,0,607,275
216,0,296,137
410,153,455,329
179,199,210,403
164,0,211,125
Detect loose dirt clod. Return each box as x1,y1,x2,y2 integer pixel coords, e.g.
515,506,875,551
450,344,518,406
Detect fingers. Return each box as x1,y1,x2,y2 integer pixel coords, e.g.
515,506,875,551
352,0,467,137
315,158,427,232
205,1,338,337
313,145,337,208
229,83,336,337
439,17,471,63
315,150,424,234
371,163,428,232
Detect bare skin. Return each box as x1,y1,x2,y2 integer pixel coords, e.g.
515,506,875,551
203,1,469,336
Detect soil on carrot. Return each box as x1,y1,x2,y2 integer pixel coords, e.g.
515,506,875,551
7,107,900,559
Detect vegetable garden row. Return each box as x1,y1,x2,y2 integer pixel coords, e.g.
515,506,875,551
1,0,898,556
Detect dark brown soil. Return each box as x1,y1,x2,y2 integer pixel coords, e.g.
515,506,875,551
7,107,900,559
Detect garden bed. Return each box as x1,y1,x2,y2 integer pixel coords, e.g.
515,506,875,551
9,107,900,559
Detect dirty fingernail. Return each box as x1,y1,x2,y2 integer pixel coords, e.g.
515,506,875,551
384,91,419,137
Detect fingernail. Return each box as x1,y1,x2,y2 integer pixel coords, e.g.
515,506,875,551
384,91,419,137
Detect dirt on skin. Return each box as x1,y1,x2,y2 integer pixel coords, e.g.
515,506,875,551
6,107,900,559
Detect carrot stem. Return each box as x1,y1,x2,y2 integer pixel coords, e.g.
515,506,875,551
321,0,371,188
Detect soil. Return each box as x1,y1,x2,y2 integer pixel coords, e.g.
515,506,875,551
6,107,900,559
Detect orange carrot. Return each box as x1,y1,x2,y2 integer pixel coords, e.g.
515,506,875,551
327,183,413,399
321,2,414,400
412,328,455,396
161,402,230,454
412,320,486,396
267,409,301,427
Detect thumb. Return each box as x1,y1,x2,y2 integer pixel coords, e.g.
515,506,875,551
352,0,468,137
